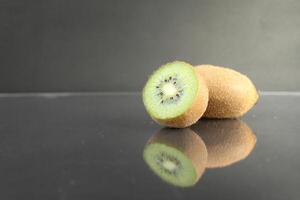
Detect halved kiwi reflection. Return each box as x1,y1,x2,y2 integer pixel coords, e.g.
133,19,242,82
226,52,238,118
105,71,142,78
143,128,207,187
191,119,257,168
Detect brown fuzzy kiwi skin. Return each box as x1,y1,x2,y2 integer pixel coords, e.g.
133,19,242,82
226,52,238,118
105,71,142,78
192,119,257,168
155,72,209,128
146,128,208,181
195,65,259,118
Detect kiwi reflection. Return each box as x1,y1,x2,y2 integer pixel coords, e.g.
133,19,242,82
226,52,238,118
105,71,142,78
143,128,207,187
143,119,257,187
192,119,257,168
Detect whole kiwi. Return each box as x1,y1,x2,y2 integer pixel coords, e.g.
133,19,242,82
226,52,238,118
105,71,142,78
195,65,259,118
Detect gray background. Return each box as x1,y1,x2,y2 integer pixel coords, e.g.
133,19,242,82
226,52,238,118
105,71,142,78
1,0,300,92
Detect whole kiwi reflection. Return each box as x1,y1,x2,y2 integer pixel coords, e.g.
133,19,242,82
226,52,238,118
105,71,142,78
192,119,257,168
143,119,257,187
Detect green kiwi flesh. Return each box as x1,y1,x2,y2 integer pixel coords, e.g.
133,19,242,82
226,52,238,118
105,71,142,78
143,61,208,128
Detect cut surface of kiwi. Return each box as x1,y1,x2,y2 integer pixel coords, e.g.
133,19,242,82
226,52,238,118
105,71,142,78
143,61,208,128
192,119,257,168
143,128,207,187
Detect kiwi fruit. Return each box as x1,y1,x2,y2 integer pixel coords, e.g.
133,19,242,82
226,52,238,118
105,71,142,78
143,61,209,128
195,65,259,118
192,119,257,168
143,128,207,187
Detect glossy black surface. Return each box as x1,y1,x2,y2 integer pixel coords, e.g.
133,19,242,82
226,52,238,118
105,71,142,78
0,93,299,199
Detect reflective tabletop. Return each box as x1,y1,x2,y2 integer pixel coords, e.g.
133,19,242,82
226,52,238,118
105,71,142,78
0,93,299,200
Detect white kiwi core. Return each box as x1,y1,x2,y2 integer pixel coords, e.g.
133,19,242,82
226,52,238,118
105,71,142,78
162,83,178,97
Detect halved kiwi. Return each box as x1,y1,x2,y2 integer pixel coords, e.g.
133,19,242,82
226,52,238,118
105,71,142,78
143,128,207,187
192,119,257,168
195,65,259,118
143,61,208,128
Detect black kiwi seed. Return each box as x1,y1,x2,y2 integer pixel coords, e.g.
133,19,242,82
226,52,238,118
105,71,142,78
170,97,173,100
169,76,172,80
176,94,180,97
174,82,176,84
